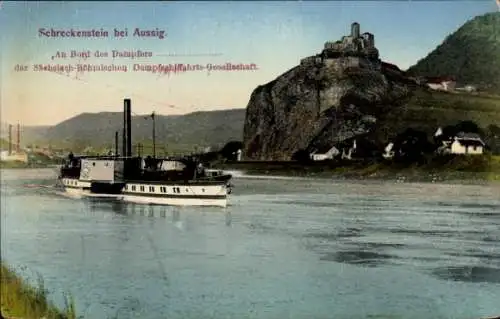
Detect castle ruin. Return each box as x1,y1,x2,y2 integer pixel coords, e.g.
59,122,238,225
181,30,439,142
301,22,381,70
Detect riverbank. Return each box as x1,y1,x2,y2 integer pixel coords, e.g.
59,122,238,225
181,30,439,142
1,262,76,319
0,161,57,169
218,154,500,183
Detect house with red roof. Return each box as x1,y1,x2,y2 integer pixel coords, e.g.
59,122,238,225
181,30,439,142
426,76,456,91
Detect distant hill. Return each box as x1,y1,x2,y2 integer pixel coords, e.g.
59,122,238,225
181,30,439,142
407,12,500,92
0,122,49,146
16,108,246,154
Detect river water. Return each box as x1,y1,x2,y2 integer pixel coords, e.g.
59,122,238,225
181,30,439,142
1,168,499,319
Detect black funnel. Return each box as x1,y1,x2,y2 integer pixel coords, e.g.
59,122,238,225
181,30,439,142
125,98,132,157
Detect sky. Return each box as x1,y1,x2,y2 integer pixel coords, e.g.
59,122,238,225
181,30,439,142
0,1,498,126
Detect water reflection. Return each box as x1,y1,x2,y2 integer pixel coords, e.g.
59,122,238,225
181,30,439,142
320,250,396,267
431,266,500,284
3,171,500,319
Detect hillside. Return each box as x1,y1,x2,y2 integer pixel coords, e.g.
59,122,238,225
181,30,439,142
16,109,246,154
407,12,500,92
242,15,500,160
372,89,500,143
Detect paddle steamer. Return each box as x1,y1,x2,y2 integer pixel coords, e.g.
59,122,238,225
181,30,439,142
58,98,232,207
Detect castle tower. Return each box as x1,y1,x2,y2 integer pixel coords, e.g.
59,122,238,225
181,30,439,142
351,22,360,38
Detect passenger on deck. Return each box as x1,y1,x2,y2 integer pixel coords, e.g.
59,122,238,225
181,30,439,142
197,163,205,177
144,156,156,171
68,152,74,167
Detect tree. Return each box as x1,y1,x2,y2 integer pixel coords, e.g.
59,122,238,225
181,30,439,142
219,141,243,161
291,149,311,163
486,124,500,136
454,120,481,135
393,128,434,163
485,124,500,154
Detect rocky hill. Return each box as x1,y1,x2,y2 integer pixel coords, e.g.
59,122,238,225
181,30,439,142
244,59,416,160
243,18,500,160
407,12,500,92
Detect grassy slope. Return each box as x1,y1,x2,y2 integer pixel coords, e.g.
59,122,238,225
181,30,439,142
1,263,76,319
373,89,500,144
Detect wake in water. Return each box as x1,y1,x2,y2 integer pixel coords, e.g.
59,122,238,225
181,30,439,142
225,170,314,181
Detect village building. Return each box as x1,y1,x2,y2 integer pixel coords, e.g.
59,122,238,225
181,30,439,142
341,140,357,160
426,76,456,92
435,129,486,155
309,145,340,161
455,85,477,93
449,132,485,155
234,149,242,161
382,142,395,159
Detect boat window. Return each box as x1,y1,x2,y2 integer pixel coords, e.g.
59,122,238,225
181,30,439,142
202,188,205,192
149,186,155,192
124,185,128,190
185,188,189,192
132,185,136,191
140,186,145,192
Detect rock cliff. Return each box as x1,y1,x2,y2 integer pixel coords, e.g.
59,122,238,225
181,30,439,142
243,56,415,160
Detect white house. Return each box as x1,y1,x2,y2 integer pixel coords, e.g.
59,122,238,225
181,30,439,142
310,146,339,161
434,127,443,138
449,132,485,155
341,140,357,160
383,142,395,159
456,85,477,93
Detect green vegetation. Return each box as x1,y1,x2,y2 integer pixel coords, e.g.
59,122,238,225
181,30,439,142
0,138,10,149
407,12,500,93
1,262,76,319
219,155,500,183
17,88,499,157
18,108,245,154
373,89,500,144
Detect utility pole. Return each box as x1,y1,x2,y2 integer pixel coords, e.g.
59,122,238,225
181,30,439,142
114,131,119,156
152,111,156,158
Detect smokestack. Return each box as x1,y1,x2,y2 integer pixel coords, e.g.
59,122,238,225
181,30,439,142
8,124,12,155
115,131,119,156
123,100,127,157
125,98,132,157
17,123,20,153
